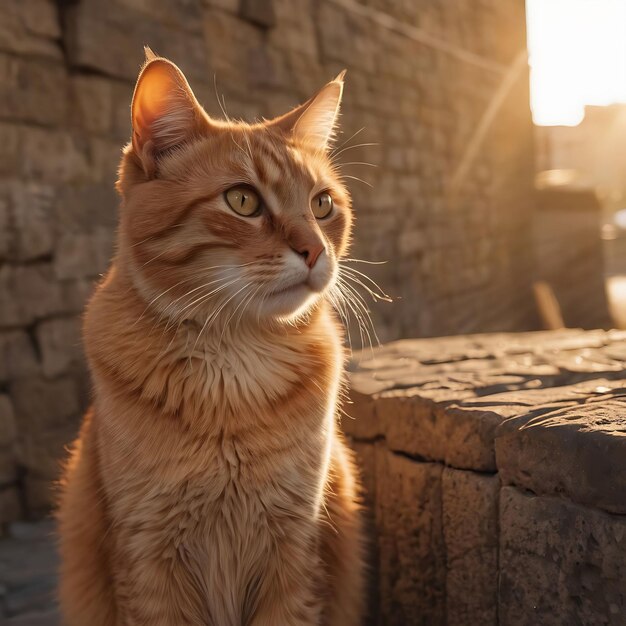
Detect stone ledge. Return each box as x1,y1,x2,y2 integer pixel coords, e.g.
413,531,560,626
345,329,626,511
345,329,626,624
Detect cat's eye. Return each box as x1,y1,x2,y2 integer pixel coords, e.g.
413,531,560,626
311,192,333,219
225,186,262,217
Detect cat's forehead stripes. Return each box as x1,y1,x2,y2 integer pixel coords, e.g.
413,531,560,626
237,131,319,216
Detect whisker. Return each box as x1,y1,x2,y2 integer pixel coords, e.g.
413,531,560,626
339,265,392,302
342,258,388,265
337,277,381,352
339,174,373,188
330,127,365,156
166,277,240,327
219,282,257,345
337,162,377,168
214,74,232,122
331,142,379,160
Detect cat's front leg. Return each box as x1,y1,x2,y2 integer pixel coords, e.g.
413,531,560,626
249,538,323,626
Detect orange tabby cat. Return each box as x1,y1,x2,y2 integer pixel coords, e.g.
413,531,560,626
57,49,365,625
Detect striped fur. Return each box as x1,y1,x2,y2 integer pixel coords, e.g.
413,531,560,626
57,53,365,625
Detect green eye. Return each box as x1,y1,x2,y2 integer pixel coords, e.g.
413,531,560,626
225,186,261,216
312,192,333,219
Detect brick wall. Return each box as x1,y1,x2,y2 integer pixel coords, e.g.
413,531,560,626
0,0,535,521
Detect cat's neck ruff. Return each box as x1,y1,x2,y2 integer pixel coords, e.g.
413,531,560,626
85,264,343,428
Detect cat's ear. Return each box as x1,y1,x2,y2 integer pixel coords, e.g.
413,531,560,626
269,71,346,151
131,50,205,176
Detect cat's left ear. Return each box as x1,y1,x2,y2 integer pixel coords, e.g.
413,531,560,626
131,48,207,176
269,71,346,151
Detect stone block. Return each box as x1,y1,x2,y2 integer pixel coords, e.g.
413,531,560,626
65,2,209,82
0,0,61,59
0,185,9,260
0,122,20,177
442,468,499,626
0,395,17,448
437,404,504,471
240,0,276,28
496,395,626,514
54,228,114,280
54,183,118,233
0,54,67,127
115,0,205,34
203,10,264,80
16,423,78,487
0,331,39,382
2,180,56,261
0,487,21,526
499,487,626,625
70,74,114,135
205,0,239,11
36,317,83,378
10,376,79,432
0,264,65,327
0,447,17,486
342,388,381,440
374,447,445,625
20,127,91,184
60,278,98,314
23,475,57,517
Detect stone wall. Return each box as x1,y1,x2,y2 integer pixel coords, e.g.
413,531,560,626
0,0,535,522
534,188,612,329
345,329,626,625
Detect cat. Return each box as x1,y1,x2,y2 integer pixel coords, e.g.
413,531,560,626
57,48,366,626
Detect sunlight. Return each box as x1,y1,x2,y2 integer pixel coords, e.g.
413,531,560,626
527,0,626,126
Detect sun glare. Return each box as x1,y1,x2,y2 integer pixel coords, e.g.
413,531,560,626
527,0,626,126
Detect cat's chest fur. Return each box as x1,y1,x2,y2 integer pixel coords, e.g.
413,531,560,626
95,317,339,530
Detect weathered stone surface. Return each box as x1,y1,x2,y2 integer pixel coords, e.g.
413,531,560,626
0,395,17,484
20,127,91,184
496,393,626,514
499,487,626,626
36,318,83,378
59,278,97,315
0,395,17,449
442,469,499,626
54,228,114,280
346,332,626,474
375,448,446,625
0,265,65,328
0,488,21,526
1,180,56,261
22,477,58,517
348,331,626,625
240,0,276,28
65,2,208,82
0,123,20,178
10,377,79,435
0,332,39,382
70,74,114,136
0,0,61,59
0,55,67,127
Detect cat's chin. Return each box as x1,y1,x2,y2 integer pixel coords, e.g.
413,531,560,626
262,283,320,320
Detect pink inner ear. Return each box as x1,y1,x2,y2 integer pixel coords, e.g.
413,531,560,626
293,81,343,150
132,61,198,158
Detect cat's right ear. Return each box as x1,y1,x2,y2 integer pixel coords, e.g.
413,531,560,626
131,53,204,177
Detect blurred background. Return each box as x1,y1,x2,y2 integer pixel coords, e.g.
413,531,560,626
0,0,625,521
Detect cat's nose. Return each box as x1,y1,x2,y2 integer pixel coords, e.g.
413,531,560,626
294,241,325,269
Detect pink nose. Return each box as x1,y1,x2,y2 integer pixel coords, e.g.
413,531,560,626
294,241,325,269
